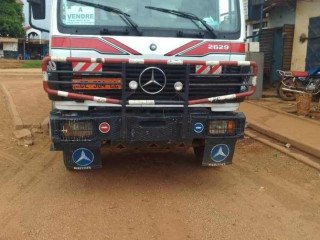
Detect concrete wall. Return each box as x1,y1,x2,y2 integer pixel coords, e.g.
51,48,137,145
291,0,320,71
3,43,18,52
243,0,248,20
0,39,19,59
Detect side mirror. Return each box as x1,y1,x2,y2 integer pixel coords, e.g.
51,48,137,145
27,0,46,20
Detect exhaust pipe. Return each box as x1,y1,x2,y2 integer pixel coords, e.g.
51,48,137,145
282,88,305,94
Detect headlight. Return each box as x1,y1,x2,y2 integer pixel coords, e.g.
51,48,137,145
62,121,93,138
129,80,138,90
174,82,183,91
208,120,235,135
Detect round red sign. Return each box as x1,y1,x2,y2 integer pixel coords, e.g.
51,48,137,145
99,122,111,134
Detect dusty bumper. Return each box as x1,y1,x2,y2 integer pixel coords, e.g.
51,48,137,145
50,110,245,169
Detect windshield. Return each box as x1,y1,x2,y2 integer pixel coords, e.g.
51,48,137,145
58,0,240,39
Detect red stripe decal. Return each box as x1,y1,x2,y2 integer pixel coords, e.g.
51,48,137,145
180,42,245,57
103,37,141,55
93,64,102,72
230,43,246,54
196,65,208,74
165,40,203,56
52,37,126,55
183,60,207,65
51,37,70,48
72,62,102,72
79,62,92,72
70,38,124,54
210,66,221,74
72,62,78,69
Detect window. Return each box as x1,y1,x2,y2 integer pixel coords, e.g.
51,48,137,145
58,0,241,39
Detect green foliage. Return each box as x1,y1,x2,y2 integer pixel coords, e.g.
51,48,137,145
0,0,25,38
21,60,42,68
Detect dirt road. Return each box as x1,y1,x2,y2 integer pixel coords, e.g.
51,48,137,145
0,72,320,240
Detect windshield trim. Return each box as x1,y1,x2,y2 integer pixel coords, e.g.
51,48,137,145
57,0,241,40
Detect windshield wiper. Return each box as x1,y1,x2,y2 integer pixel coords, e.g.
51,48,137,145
68,0,142,36
145,6,217,38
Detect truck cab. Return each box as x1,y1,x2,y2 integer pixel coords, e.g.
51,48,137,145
28,0,257,170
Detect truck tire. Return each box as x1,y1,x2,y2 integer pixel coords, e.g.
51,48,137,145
63,151,74,171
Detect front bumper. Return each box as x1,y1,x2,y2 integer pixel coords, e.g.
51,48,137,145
50,109,245,145
50,109,245,169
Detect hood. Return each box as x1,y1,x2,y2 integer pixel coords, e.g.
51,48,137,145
50,35,246,62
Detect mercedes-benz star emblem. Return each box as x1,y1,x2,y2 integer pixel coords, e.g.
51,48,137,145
139,67,166,95
210,144,230,163
72,148,94,167
150,43,157,51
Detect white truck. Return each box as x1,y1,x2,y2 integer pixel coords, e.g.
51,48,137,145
28,0,257,170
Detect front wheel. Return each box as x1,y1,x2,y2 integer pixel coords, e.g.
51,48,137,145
63,151,75,171
193,145,205,161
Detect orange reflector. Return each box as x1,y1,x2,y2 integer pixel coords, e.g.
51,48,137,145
227,121,235,134
72,78,122,90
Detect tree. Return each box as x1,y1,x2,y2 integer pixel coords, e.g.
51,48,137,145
0,0,25,38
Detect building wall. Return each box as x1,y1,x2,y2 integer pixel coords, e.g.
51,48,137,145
268,7,295,28
3,43,18,51
26,28,42,40
243,0,248,20
291,0,320,70
22,0,50,39
0,39,19,58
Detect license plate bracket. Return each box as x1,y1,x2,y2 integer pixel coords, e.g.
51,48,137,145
72,78,122,90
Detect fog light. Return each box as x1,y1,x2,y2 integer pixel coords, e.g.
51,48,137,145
174,82,183,91
62,121,93,138
129,80,138,90
209,120,235,135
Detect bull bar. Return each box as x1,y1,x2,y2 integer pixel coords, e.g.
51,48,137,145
42,56,258,106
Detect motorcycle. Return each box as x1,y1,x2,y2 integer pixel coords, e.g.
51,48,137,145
277,66,320,101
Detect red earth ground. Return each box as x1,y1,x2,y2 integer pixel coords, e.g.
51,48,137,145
0,70,319,240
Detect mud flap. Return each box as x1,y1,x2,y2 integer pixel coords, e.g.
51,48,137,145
202,138,236,167
62,144,102,171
